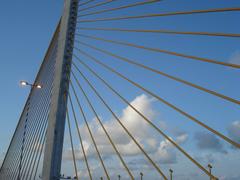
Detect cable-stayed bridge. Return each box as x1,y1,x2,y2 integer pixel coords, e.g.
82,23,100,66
0,0,240,179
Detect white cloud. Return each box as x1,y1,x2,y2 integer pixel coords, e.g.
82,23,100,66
228,121,240,144
63,94,188,166
154,139,177,164
229,51,240,65
176,133,188,144
194,132,227,154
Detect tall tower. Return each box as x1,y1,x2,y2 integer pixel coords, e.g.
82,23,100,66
42,1,78,179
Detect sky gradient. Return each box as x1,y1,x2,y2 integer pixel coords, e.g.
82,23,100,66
0,0,240,179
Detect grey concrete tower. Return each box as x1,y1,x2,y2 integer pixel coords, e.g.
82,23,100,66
42,1,78,180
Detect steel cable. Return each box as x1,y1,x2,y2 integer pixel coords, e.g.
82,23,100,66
76,41,240,105
77,7,240,23
73,55,219,179
73,48,240,149
68,90,110,180
78,0,161,17
78,0,117,12
71,70,168,179
75,34,240,69
78,27,240,38
69,80,134,179
68,92,93,180
66,109,79,180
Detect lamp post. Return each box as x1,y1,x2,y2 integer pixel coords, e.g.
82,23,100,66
118,175,121,180
17,80,42,180
169,169,173,180
208,164,212,180
140,172,143,180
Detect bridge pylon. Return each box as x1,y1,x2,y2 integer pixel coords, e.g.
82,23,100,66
42,1,78,180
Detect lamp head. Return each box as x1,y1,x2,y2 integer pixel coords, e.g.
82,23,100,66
20,81,28,86
20,80,42,89
36,84,42,89
208,164,212,169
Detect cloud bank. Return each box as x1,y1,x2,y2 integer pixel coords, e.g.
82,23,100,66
229,51,240,65
63,94,188,167
194,132,227,154
228,121,240,144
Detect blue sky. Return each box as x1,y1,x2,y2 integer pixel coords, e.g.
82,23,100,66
0,0,63,156
0,0,240,179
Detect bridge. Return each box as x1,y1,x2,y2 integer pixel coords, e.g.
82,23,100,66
0,0,240,179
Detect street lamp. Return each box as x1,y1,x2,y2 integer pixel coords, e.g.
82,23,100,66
140,172,143,180
118,175,121,180
169,169,173,180
20,81,27,86
208,164,212,180
17,80,42,180
20,80,42,89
